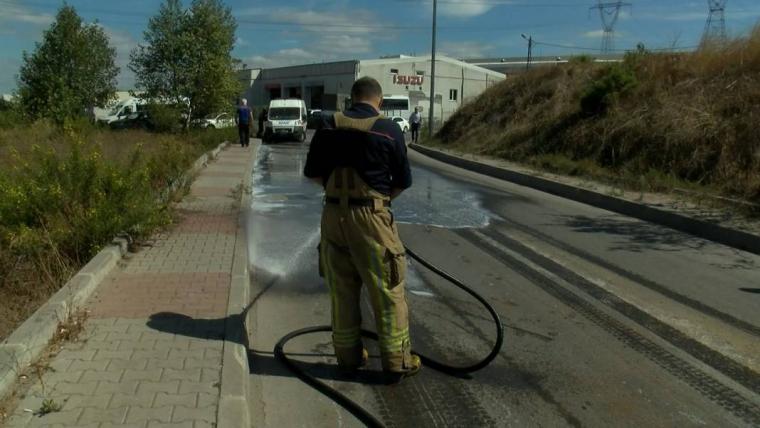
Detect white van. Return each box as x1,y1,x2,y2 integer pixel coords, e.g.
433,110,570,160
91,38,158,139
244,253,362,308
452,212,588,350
264,98,307,143
96,97,146,124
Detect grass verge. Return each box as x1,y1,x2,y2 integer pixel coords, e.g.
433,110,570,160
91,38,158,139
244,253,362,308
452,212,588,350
434,27,760,214
0,122,236,340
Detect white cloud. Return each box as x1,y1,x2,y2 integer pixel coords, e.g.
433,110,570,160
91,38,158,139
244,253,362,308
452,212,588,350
0,1,54,26
100,25,139,89
440,0,496,18
583,30,607,39
237,7,381,69
440,41,495,59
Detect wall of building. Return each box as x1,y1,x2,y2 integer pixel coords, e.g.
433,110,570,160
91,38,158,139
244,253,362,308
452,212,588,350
358,56,504,124
239,61,357,110
236,55,505,123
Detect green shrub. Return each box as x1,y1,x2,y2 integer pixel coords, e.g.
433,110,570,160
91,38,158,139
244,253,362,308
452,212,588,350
147,103,183,133
580,64,638,115
0,140,169,262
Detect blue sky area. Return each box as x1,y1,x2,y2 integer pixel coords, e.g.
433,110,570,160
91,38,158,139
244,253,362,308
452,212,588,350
1,0,759,94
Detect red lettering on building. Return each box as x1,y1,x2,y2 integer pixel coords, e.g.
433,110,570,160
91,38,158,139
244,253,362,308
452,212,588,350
393,74,424,86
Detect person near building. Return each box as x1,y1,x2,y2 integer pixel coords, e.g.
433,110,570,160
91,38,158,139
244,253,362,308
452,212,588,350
304,76,421,382
257,108,268,138
235,98,253,147
409,107,422,144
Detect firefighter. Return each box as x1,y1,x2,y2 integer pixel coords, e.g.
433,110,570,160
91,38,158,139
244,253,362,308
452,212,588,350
304,77,420,381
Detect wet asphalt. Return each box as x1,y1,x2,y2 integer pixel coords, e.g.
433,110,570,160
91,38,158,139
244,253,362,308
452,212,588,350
245,134,760,428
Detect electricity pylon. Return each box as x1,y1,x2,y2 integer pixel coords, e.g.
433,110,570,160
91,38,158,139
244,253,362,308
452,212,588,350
591,1,631,54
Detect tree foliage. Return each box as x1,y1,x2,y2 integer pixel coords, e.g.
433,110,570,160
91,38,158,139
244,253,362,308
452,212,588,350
18,5,119,123
129,0,240,129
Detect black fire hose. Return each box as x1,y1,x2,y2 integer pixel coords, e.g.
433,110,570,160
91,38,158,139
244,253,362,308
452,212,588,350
273,245,505,428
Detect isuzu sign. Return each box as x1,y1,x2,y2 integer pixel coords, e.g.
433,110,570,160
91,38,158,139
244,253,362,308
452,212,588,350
393,74,424,85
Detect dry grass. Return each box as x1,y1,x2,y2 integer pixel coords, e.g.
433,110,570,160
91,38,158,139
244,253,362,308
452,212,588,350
436,26,760,206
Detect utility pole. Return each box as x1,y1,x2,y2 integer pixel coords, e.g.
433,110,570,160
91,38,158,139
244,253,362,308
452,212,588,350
428,0,437,137
702,0,728,45
521,34,533,70
590,1,631,54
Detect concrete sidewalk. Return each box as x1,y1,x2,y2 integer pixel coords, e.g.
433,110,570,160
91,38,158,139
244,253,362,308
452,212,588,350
4,145,254,428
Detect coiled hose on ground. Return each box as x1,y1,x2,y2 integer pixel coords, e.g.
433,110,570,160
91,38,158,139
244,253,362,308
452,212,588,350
274,245,505,428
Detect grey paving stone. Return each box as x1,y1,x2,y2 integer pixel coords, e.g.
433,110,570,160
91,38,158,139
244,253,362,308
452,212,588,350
52,381,98,395
182,358,217,370
107,358,149,371
94,349,134,361
68,360,110,372
100,423,147,428
132,350,170,361
94,380,139,395
108,392,155,409
78,407,128,425
2,411,33,427
199,368,220,383
146,422,193,428
196,393,217,409
154,392,196,408
146,358,184,371
123,368,163,382
62,393,112,410
83,340,121,351
170,406,216,423
81,369,124,383
25,409,82,426
44,369,85,384
161,368,201,382
118,340,157,352
125,406,173,424
54,349,96,362
178,381,217,395
137,380,180,395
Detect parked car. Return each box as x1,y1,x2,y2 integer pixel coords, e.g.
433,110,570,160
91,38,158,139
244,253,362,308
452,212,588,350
196,112,234,129
263,99,308,143
307,109,322,129
391,116,410,133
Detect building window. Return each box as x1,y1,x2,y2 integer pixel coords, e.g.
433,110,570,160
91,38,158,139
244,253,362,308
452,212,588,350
449,89,458,101
390,68,399,74
416,70,424,76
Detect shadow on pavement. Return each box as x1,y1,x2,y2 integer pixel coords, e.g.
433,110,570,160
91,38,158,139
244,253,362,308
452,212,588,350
554,214,708,253
146,311,390,386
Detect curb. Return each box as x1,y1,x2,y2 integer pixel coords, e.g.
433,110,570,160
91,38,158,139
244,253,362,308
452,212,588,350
410,144,760,256
217,143,255,428
0,141,231,402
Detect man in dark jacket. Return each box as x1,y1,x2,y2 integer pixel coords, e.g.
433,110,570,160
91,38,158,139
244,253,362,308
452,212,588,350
304,77,420,382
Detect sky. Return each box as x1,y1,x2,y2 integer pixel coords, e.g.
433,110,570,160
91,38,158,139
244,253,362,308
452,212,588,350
1,0,759,94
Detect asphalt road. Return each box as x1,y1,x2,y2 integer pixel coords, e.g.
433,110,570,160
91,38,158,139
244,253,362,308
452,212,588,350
245,135,760,427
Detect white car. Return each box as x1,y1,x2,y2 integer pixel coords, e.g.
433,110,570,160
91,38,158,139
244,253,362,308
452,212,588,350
391,116,409,133
200,112,235,129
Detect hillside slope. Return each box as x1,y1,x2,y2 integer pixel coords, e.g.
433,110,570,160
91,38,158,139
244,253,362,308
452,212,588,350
436,28,760,203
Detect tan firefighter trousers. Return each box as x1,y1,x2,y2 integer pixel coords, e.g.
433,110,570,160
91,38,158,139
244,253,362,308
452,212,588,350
319,113,414,372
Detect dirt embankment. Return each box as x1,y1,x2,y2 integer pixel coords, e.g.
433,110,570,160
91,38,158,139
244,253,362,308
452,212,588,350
435,26,760,206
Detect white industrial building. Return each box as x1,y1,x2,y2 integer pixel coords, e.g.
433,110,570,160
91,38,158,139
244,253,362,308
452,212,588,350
237,55,505,125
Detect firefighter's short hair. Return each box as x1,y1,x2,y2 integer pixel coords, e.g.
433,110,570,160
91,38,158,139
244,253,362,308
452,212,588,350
351,77,383,102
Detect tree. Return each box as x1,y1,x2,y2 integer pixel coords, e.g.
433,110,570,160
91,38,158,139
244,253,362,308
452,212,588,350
130,0,240,129
18,5,119,123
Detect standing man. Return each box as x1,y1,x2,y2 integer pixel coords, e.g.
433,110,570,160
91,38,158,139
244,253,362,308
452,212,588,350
257,107,268,138
235,98,253,147
304,77,421,382
409,107,422,144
